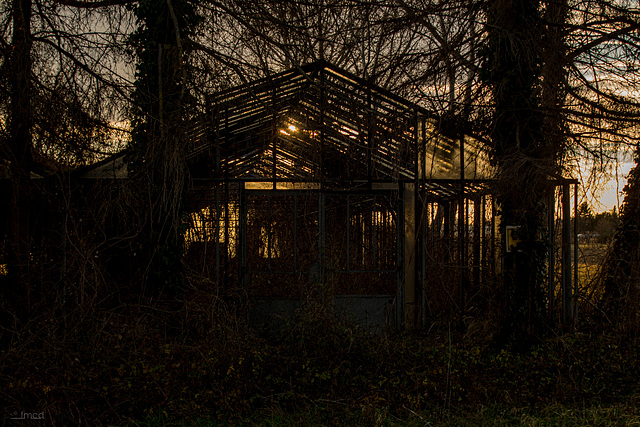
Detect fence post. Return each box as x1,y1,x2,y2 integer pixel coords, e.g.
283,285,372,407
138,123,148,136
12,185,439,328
562,181,573,325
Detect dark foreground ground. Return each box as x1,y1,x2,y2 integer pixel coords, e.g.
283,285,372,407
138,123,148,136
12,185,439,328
2,295,640,426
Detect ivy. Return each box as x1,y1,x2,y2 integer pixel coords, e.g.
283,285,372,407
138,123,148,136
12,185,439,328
127,0,200,294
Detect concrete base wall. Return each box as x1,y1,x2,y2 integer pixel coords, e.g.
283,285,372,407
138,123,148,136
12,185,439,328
250,295,396,334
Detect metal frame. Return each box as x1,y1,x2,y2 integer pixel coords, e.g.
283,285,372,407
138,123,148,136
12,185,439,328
180,61,578,328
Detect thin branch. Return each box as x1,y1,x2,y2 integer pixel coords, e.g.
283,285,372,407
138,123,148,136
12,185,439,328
53,0,136,9
569,21,640,60
33,36,134,104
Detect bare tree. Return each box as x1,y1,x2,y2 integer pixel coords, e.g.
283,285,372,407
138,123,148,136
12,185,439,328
551,0,640,327
2,0,34,325
0,0,134,340
190,0,460,96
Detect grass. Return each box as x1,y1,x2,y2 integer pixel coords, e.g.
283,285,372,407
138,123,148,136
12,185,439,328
576,243,608,284
127,402,640,426
4,272,640,426
9,324,636,425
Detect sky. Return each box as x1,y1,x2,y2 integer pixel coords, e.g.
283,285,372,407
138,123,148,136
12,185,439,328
592,160,634,213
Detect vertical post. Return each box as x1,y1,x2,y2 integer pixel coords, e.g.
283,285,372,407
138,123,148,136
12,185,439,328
319,192,326,287
346,195,350,271
404,183,416,328
421,195,428,327
220,103,229,179
573,182,579,321
548,186,556,318
473,197,481,288
320,70,325,189
490,197,497,277
420,117,427,181
367,90,373,184
211,100,221,179
272,88,277,189
481,196,487,282
396,189,405,329
224,181,230,285
215,186,220,282
239,183,247,291
293,194,298,272
459,132,466,312
414,113,420,182
267,194,272,269
414,183,421,326
443,201,451,265
414,115,421,322
373,195,378,269
562,181,573,325
458,189,466,311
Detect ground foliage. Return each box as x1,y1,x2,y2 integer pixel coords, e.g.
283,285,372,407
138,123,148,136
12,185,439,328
2,284,640,425
600,148,640,332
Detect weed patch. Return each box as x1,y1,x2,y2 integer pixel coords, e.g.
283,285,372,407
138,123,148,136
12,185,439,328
3,294,640,425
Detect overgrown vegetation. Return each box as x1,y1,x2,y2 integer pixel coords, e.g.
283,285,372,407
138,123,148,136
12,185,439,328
576,203,619,244
2,276,640,425
600,148,640,333
2,0,640,424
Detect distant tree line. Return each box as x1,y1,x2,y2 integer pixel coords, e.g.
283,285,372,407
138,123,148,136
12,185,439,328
576,202,619,243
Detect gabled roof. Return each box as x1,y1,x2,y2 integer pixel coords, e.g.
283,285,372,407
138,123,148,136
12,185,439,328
196,61,430,183
79,61,494,200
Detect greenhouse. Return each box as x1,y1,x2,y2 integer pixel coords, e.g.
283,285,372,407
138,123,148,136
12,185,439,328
86,61,577,330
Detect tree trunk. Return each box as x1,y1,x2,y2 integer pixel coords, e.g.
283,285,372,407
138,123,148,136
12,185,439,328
129,0,197,295
541,0,568,168
484,0,550,346
3,0,34,331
